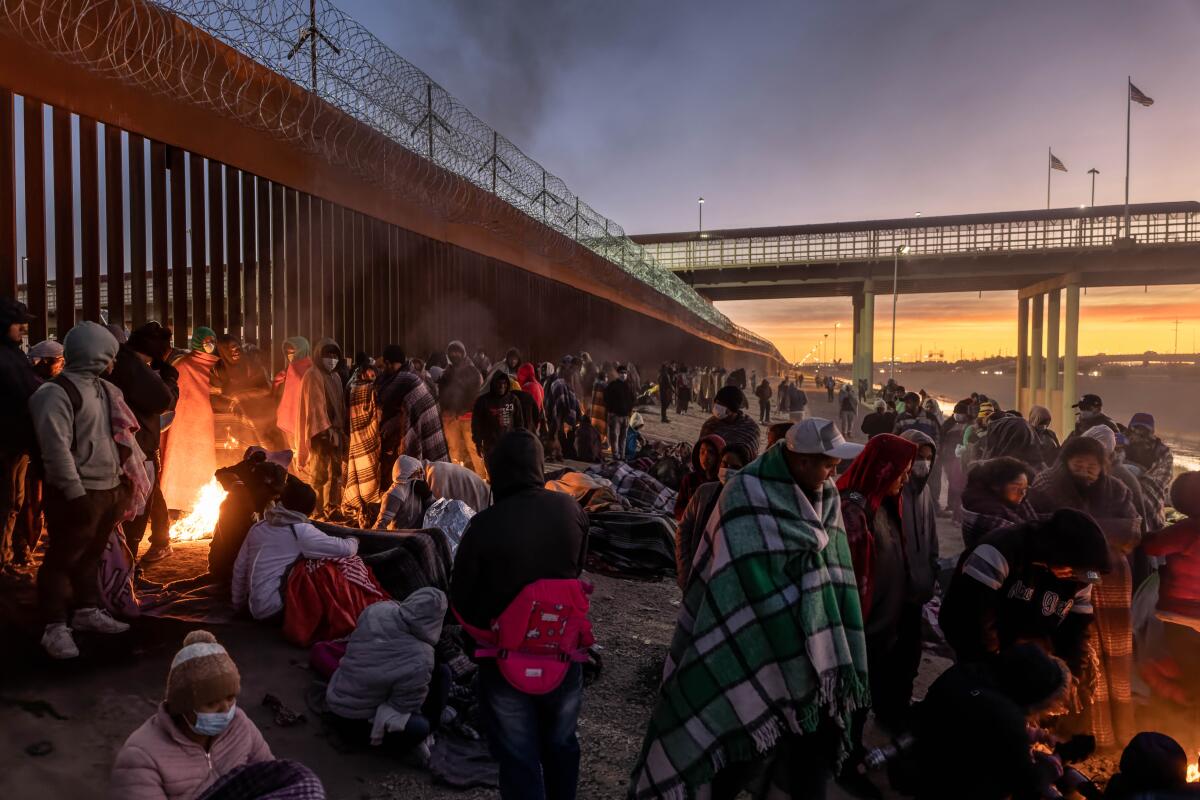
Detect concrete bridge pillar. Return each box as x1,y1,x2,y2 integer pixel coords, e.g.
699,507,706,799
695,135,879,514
1061,281,1080,439
1016,296,1029,409
1044,289,1061,412
851,284,875,394
1030,293,1044,405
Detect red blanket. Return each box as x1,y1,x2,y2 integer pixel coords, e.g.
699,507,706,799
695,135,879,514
282,556,385,646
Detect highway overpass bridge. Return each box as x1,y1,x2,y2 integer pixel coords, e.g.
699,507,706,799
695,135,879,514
632,203,1200,435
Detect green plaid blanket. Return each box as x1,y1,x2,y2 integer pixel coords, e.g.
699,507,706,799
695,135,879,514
628,443,870,798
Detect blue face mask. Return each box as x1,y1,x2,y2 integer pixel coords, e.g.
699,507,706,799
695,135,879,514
189,703,236,737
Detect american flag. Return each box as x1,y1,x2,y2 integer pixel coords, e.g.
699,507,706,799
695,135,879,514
1049,152,1067,172
1129,82,1154,107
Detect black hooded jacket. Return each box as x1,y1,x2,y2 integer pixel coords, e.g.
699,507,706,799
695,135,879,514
450,430,589,629
105,345,178,457
0,307,40,455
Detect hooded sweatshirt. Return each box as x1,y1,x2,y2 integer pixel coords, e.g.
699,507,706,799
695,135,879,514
450,430,588,629
29,321,122,499
0,304,40,455
673,433,725,521
437,341,483,416
325,588,447,743
231,505,358,619
899,429,940,603
471,368,527,455
297,338,347,472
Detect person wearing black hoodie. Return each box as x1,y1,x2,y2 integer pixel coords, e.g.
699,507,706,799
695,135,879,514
471,369,528,463
0,298,39,573
108,322,179,562
438,340,485,475
939,508,1111,680
450,430,589,800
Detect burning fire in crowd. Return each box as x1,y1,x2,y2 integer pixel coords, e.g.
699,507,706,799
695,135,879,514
169,479,227,541
1189,761,1199,783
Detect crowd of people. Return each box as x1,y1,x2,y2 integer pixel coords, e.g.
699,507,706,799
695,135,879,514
4,290,1200,800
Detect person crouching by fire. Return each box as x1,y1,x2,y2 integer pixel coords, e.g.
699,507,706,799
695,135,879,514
939,508,1111,689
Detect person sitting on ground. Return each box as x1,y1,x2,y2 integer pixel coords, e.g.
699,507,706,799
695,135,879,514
1140,473,1200,706
908,643,1074,800
1103,732,1200,800
766,421,793,448
673,433,725,522
674,442,753,590
860,399,896,440
231,480,358,621
375,455,492,529
450,430,589,800
325,588,451,761
960,457,1041,549
699,385,761,459
207,448,299,589
110,629,310,800
939,508,1110,682
630,417,865,799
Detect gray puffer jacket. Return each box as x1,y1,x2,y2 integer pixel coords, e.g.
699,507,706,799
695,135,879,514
325,587,447,737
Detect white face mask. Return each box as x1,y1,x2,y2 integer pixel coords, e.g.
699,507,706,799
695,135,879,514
911,460,931,478
718,467,737,484
323,357,339,371
202,342,215,354
189,702,236,736
712,403,730,420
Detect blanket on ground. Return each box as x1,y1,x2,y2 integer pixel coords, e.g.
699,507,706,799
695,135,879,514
586,511,677,580
627,444,869,799
586,461,676,515
282,556,385,647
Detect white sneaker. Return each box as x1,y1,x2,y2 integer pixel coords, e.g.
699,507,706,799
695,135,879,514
72,607,130,634
42,624,80,659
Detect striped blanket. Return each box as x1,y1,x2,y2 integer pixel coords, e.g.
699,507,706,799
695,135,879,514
628,444,869,798
380,372,450,463
1085,550,1135,749
586,461,676,514
344,381,380,514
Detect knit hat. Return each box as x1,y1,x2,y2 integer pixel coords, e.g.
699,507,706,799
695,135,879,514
993,643,1069,711
1170,472,1200,518
1082,425,1117,455
1116,732,1187,792
1129,412,1155,433
28,339,64,360
978,401,996,418
190,326,216,352
714,385,746,411
166,630,240,715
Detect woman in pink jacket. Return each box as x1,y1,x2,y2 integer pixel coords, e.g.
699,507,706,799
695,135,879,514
109,630,322,799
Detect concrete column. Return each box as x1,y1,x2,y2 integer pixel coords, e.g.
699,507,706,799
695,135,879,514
1029,293,1044,411
1016,296,1029,408
851,290,865,388
1061,282,1080,440
861,285,875,392
1045,289,1061,408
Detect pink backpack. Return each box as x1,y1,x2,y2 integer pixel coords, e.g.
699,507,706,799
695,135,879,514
455,579,595,695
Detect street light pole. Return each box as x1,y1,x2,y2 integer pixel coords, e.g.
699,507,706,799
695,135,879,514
824,333,829,366
1088,168,1099,207
697,197,704,236
891,245,909,381
833,321,841,367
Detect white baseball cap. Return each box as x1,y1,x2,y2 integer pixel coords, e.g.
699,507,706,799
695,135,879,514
785,417,864,459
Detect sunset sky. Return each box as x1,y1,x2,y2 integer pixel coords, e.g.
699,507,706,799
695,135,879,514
343,0,1200,357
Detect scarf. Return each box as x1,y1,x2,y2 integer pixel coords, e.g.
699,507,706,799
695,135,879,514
344,381,380,513
628,445,869,798
836,433,917,516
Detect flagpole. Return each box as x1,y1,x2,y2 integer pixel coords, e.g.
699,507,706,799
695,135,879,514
1047,146,1052,210
1124,76,1131,238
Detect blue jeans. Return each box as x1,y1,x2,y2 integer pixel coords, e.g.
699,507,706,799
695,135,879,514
479,661,583,800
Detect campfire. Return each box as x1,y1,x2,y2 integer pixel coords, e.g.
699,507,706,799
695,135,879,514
1190,761,1199,783
169,478,228,541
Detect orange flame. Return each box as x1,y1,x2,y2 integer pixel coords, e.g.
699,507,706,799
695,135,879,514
169,478,227,541
1189,762,1199,783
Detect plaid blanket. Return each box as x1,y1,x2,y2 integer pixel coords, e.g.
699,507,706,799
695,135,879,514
198,759,325,800
380,372,450,463
1085,549,1135,749
628,444,869,799
344,381,380,513
587,461,676,514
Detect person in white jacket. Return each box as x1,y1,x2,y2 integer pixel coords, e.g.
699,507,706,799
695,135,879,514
232,480,357,620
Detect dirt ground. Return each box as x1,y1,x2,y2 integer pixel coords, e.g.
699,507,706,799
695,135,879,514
0,385,960,800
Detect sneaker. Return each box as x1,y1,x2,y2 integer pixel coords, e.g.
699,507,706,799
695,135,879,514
41,624,80,659
140,543,173,564
72,607,130,634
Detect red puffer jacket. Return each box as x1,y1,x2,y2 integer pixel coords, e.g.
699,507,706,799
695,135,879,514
1144,517,1200,622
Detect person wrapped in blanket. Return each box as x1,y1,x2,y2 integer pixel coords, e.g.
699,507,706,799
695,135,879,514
939,508,1111,687
110,629,325,800
231,480,358,622
375,455,492,530
325,588,452,763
